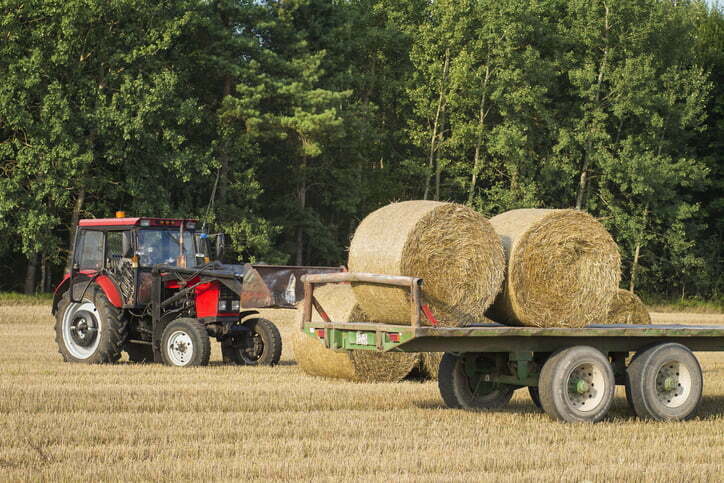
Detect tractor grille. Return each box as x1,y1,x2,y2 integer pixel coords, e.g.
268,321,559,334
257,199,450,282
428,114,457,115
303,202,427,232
219,285,239,302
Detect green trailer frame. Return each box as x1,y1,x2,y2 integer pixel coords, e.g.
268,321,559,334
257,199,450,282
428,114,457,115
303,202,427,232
299,272,724,422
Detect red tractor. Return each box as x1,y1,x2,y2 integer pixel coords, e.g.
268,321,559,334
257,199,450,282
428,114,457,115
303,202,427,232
52,214,340,367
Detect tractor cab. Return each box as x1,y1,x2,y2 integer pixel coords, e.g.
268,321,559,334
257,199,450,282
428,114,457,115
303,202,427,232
52,213,342,368
62,216,217,307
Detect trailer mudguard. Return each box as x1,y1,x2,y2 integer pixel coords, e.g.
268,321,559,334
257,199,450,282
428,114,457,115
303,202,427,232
52,272,123,314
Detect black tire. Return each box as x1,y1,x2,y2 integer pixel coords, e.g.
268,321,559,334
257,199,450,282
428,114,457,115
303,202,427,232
528,386,542,409
626,343,703,421
438,353,462,408
222,318,282,366
125,342,154,363
54,284,127,364
539,346,615,423
160,318,210,367
437,352,515,410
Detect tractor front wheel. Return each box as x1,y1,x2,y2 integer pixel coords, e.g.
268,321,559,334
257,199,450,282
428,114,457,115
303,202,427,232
55,284,127,364
222,318,282,366
160,318,210,367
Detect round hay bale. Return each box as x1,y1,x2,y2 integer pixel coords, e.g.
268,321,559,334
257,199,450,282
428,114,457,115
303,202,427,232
292,284,419,382
607,289,651,325
419,353,444,380
488,209,621,328
348,200,505,326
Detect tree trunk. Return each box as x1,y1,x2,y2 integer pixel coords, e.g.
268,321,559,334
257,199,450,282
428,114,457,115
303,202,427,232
423,48,450,200
40,255,47,293
629,205,648,293
218,74,233,209
467,65,491,205
24,253,38,295
576,5,610,210
66,187,86,273
296,163,307,266
629,242,641,293
575,160,589,210
434,104,447,201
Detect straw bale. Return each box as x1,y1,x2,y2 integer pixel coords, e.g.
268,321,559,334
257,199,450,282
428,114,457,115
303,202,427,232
348,201,504,326
292,284,419,382
419,353,443,380
607,289,651,325
489,209,621,328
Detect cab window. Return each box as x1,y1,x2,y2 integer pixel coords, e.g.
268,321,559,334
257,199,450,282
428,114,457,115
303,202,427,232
106,232,124,259
76,230,104,270
137,229,197,267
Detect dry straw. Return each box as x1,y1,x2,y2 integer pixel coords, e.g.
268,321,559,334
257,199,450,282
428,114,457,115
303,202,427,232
607,289,651,325
419,353,443,380
348,200,505,326
292,284,419,382
488,209,621,328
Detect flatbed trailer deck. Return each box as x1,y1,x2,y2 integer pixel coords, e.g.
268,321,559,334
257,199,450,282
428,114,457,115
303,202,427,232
299,272,724,423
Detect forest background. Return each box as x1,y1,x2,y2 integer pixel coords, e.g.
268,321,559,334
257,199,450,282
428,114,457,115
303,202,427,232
1,0,722,305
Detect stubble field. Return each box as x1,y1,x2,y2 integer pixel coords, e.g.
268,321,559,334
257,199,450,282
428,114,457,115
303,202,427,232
0,305,723,481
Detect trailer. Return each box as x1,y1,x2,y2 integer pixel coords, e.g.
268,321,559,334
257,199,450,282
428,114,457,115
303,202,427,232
299,272,724,423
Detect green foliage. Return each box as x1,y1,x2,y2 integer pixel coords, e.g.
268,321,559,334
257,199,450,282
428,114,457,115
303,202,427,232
0,0,721,301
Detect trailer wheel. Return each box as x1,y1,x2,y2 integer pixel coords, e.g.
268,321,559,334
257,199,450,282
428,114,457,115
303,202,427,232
437,353,515,410
528,386,542,409
54,284,127,364
125,342,154,363
223,318,282,366
626,343,702,421
539,346,615,423
160,318,210,367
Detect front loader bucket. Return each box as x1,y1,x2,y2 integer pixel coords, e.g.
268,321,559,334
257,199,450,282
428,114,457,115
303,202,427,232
240,264,344,309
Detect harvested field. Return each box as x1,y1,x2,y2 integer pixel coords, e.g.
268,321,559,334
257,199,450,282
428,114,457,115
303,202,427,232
348,200,504,326
1,304,723,481
489,209,621,328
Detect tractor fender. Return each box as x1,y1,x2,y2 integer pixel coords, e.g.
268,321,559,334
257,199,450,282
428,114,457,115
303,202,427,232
239,310,260,322
52,272,123,314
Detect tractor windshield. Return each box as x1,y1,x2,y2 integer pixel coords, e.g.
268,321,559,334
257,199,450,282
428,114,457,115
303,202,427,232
137,229,198,267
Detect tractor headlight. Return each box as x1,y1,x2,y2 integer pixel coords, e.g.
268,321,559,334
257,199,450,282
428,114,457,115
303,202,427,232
230,300,240,312
218,300,228,312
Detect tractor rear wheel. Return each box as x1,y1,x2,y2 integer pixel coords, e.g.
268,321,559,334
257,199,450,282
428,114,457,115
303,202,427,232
222,318,282,366
55,284,127,364
125,342,154,363
160,318,210,367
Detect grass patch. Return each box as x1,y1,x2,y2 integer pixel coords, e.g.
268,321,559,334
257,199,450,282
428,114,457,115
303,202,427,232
642,294,723,314
0,292,53,306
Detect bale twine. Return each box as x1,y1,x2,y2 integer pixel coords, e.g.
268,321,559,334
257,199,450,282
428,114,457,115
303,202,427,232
292,284,419,382
488,209,621,328
348,200,505,326
607,289,651,325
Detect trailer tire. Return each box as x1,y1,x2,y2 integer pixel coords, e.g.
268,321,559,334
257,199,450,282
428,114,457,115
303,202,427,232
438,352,514,410
626,343,702,421
125,342,154,363
55,284,127,364
160,318,210,367
539,346,614,423
223,318,282,366
438,353,462,408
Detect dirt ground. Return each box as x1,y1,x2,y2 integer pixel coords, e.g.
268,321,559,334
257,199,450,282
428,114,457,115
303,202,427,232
0,305,722,481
